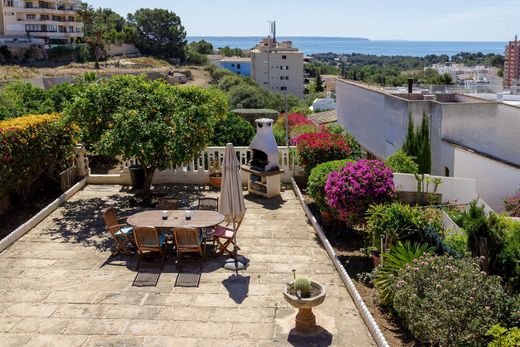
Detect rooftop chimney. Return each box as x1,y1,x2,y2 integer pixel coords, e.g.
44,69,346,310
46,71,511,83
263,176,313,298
407,79,414,94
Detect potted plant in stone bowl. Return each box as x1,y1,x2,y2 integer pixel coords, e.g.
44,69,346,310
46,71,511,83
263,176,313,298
283,272,326,332
209,158,222,188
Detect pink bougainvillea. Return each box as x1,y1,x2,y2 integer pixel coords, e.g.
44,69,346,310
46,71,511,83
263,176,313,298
504,190,520,217
293,131,351,174
325,159,396,224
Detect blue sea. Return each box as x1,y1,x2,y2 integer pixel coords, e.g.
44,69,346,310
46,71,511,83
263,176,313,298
188,36,506,57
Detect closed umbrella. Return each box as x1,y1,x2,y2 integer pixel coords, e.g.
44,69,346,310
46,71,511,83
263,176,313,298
219,143,246,271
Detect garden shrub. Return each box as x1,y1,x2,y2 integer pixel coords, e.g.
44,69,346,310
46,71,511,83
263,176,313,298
0,114,75,201
211,112,255,146
504,190,520,217
393,255,508,346
307,159,354,212
385,150,418,174
325,160,396,224
272,113,317,145
443,233,470,256
293,132,351,175
456,202,520,293
374,241,434,305
486,324,520,347
366,203,442,250
325,124,366,160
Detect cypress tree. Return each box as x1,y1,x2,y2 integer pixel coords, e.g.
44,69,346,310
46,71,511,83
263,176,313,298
315,70,324,92
401,111,431,174
402,112,416,156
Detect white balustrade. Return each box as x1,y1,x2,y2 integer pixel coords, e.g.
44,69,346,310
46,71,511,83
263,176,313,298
114,146,300,185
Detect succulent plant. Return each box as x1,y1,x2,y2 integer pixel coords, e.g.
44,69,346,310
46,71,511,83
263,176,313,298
293,276,311,297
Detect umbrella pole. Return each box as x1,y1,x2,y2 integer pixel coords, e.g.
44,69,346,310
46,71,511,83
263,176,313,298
233,219,238,275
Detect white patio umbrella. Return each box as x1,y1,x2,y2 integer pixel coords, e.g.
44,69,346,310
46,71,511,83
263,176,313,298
219,143,246,271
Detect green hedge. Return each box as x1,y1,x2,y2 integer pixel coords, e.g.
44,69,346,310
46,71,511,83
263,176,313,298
0,114,75,201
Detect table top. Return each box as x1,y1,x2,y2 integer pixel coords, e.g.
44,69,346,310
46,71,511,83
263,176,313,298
127,210,225,229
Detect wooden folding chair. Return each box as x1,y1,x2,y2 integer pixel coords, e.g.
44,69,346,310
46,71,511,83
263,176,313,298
134,226,167,270
103,207,135,256
213,217,243,257
198,197,219,245
198,197,219,211
157,197,179,210
173,227,206,271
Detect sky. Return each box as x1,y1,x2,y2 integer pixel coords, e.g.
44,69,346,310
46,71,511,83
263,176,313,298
86,0,519,41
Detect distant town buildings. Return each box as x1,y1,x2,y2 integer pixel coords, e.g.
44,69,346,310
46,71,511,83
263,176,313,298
310,92,336,112
430,63,489,85
219,57,252,76
0,0,83,44
504,35,520,88
250,22,304,98
335,79,520,210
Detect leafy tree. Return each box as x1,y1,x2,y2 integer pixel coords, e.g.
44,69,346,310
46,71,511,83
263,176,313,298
219,46,244,57
127,8,187,59
0,82,50,120
65,75,228,199
188,40,213,55
227,84,266,109
211,113,255,146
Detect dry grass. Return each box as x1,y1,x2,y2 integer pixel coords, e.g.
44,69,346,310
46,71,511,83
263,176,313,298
0,57,211,87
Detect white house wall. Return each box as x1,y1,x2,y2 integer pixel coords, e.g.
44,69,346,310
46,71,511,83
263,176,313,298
453,147,520,211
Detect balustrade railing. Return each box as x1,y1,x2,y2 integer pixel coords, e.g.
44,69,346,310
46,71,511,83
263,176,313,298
100,146,301,185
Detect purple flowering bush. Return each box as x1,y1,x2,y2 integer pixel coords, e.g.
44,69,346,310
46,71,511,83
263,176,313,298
393,255,507,346
504,190,520,217
325,159,396,224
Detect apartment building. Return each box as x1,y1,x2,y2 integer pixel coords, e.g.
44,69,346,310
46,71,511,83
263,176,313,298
251,36,304,98
504,35,520,88
336,79,520,210
0,0,83,44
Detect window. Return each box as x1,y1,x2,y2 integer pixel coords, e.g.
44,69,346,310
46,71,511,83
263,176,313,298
75,27,81,32
46,25,57,32
26,14,36,20
231,64,235,67
237,64,241,69
59,26,66,33
40,15,49,20
445,167,450,177
6,0,13,6
25,24,41,32
281,86,287,91
280,65,289,70
25,2,33,8
68,16,74,21
282,55,287,59
280,76,289,80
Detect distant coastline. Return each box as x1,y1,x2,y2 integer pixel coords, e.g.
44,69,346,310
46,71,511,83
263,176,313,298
187,36,505,57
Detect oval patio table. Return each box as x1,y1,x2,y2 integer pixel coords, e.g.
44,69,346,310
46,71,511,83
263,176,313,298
127,210,225,229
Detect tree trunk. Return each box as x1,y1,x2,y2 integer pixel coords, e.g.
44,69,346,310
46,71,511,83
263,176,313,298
142,166,156,205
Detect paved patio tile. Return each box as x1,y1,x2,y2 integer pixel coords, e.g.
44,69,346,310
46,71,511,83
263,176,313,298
0,185,376,346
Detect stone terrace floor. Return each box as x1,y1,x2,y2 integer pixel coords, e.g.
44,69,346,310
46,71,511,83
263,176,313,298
0,185,375,346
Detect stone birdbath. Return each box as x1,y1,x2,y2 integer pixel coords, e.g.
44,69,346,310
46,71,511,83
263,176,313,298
283,280,326,332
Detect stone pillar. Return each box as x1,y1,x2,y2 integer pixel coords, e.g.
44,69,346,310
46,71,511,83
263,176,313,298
73,144,89,177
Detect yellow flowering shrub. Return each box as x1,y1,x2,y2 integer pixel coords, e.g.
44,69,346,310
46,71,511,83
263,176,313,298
0,114,75,201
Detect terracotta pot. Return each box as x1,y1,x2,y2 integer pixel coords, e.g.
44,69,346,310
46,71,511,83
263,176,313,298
283,281,326,332
210,176,221,188
371,251,381,268
319,210,334,227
